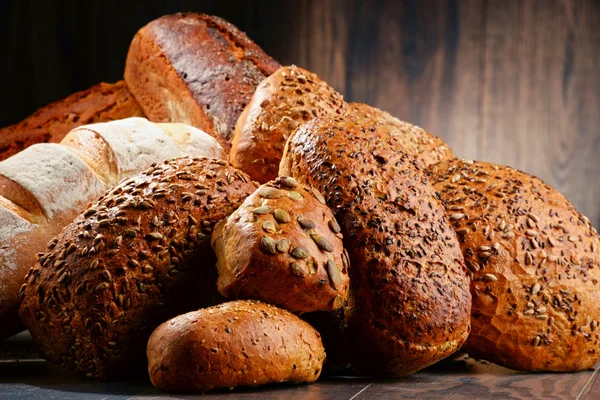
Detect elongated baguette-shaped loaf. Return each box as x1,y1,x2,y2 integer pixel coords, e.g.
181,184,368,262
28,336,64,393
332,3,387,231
148,300,325,392
20,157,257,379
0,117,224,340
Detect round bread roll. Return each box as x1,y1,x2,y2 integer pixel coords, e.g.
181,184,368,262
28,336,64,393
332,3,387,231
429,159,600,371
280,116,471,376
230,65,347,183
147,300,326,393
212,176,349,313
347,102,454,167
19,157,257,379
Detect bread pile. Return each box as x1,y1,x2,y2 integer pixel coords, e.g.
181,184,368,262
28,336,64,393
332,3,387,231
0,12,597,394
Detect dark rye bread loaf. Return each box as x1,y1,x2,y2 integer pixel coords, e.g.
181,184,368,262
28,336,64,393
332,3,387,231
429,159,600,371
230,65,347,183
0,81,144,161
212,176,349,312
279,117,471,376
125,13,281,151
19,157,257,379
147,300,326,392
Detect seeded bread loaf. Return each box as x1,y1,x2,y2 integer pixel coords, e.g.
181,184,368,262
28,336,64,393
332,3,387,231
230,65,347,182
280,116,471,376
124,13,281,151
429,159,600,371
19,157,257,379
212,176,349,312
147,300,325,392
347,103,454,167
0,118,224,341
0,81,144,161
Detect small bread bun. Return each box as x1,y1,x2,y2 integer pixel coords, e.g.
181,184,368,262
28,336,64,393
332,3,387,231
147,300,326,392
212,176,349,312
230,65,347,183
429,159,600,371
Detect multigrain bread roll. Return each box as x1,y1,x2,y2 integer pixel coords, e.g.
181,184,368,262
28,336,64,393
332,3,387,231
280,117,471,376
125,13,281,151
428,159,600,371
346,103,454,167
0,118,224,340
211,176,349,312
0,81,144,161
19,157,257,379
230,65,347,182
147,300,325,392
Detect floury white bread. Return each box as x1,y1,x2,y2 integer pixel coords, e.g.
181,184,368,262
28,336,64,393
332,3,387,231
0,117,224,340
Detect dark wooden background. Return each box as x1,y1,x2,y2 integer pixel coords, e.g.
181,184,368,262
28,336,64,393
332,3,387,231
0,0,598,225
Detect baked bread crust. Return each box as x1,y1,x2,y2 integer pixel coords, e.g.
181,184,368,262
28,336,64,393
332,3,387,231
147,300,325,392
347,103,453,167
212,176,349,312
280,117,471,376
230,65,346,182
19,157,257,379
125,13,281,151
429,159,600,371
0,81,144,161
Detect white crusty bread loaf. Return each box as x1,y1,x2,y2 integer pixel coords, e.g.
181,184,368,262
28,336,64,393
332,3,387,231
0,117,224,340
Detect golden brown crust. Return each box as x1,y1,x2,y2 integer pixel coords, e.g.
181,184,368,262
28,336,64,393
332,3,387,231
429,159,600,371
211,176,349,312
0,81,144,161
147,300,325,392
19,157,257,379
279,117,471,376
346,103,453,167
230,66,347,182
124,13,281,151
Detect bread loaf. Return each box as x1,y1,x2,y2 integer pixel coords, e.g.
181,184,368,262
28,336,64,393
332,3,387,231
19,157,257,379
347,102,454,167
0,118,224,340
0,81,144,161
230,65,347,182
280,116,471,376
429,159,600,371
124,13,281,151
147,300,325,392
212,176,349,312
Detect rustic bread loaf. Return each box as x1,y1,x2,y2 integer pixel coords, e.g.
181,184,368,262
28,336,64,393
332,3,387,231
279,116,471,376
230,65,347,182
0,118,224,340
124,13,281,151
0,81,144,161
346,102,454,167
19,157,257,379
429,159,600,371
147,300,325,392
212,176,349,312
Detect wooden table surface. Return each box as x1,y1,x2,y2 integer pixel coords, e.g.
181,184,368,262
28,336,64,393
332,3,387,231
1,332,598,400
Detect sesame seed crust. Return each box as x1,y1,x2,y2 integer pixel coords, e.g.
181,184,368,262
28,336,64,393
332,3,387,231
19,156,258,379
280,116,471,376
211,176,349,312
429,159,600,371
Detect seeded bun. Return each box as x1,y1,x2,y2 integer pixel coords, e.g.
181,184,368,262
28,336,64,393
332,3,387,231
147,300,326,392
280,117,471,376
346,103,454,167
19,157,257,379
230,65,347,183
428,159,600,371
212,176,349,313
